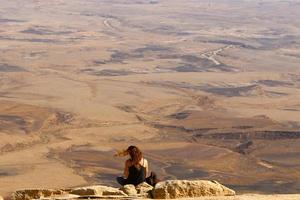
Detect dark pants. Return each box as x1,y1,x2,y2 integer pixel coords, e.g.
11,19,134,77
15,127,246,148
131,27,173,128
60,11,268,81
116,176,128,186
116,173,157,186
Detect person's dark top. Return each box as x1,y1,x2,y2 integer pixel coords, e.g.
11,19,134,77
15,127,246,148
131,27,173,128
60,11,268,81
126,160,146,185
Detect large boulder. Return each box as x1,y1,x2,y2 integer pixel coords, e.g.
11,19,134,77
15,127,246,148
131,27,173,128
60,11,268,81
11,189,66,200
136,182,154,198
153,180,236,199
121,184,137,196
121,182,154,196
70,185,127,196
121,182,154,198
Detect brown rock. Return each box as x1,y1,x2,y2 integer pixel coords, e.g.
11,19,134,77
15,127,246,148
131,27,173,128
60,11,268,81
136,182,154,198
153,180,236,199
121,183,153,197
11,189,65,200
70,185,127,196
121,184,137,196
34,194,80,200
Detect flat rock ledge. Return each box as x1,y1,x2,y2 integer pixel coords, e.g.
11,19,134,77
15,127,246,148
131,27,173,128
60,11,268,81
10,180,235,200
154,180,235,199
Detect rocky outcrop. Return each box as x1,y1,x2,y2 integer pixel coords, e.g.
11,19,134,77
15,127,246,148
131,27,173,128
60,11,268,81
11,186,127,200
11,189,66,200
136,182,154,197
70,185,127,196
121,182,153,198
121,184,137,196
10,180,235,200
153,180,235,199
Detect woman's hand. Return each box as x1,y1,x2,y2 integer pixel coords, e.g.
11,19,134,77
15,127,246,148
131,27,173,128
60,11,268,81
114,149,128,157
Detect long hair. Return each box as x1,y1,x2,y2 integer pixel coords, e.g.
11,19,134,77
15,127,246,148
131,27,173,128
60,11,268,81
127,146,142,165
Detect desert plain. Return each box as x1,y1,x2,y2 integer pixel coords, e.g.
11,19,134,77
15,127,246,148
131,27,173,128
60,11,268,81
0,0,300,197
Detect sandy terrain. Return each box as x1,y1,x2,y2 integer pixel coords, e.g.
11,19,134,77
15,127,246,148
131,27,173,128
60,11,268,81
0,0,300,197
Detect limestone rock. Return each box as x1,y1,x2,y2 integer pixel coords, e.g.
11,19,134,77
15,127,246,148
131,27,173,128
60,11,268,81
11,189,65,200
121,184,137,196
70,185,127,196
34,194,80,200
153,180,236,199
136,182,154,198
121,182,153,197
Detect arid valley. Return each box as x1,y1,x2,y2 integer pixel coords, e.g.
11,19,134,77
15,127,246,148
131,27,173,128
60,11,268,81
0,0,300,197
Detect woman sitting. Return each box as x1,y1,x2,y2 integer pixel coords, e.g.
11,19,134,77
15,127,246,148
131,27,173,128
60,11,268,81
116,145,150,186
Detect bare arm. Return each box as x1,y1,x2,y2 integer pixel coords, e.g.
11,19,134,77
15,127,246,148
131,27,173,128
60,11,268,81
123,159,130,178
144,159,149,177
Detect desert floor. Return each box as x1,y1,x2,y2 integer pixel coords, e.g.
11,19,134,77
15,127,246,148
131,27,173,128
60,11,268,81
0,0,300,197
